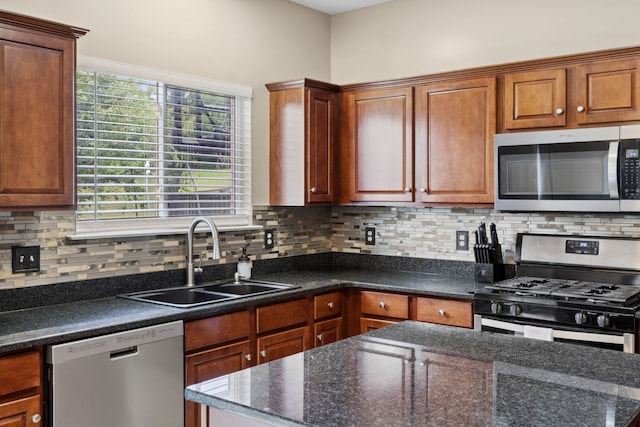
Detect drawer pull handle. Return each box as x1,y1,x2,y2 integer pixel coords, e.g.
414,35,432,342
317,334,323,342
260,350,267,358
311,187,317,193
32,414,42,424
379,302,386,309
438,309,445,316
577,105,585,113
327,302,334,309
245,354,252,361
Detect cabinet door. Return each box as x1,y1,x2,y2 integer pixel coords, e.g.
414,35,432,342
342,87,414,203
575,58,640,124
306,88,336,203
257,326,310,364
0,395,41,427
314,317,343,347
503,68,567,129
0,27,76,209
268,80,338,206
185,341,252,427
416,77,496,204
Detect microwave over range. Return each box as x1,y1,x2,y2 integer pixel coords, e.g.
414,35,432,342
495,125,640,212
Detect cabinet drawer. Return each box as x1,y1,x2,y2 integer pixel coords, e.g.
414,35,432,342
360,291,409,319
0,350,40,397
185,311,251,352
314,291,343,320
416,297,473,328
256,298,308,334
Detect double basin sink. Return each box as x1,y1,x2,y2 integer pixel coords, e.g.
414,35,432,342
120,279,298,308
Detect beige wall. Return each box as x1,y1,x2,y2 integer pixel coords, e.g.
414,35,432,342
331,0,640,84
1,0,331,206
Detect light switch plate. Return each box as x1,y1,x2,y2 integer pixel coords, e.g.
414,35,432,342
12,245,40,273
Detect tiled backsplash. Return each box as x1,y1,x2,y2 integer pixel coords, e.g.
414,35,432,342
0,205,637,289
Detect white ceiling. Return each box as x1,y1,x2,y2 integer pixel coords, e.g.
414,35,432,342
289,0,394,15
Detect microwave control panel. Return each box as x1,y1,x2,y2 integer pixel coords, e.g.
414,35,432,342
620,139,640,199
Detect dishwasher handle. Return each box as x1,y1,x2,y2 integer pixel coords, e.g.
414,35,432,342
110,345,138,360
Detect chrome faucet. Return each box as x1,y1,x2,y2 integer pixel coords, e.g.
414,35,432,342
186,217,220,286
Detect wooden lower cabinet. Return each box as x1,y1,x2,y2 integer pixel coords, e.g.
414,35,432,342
415,297,473,328
185,341,252,427
184,311,251,427
0,395,41,427
314,317,343,347
0,350,41,427
257,326,311,364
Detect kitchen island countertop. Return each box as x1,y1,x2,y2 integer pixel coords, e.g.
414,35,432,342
186,320,640,427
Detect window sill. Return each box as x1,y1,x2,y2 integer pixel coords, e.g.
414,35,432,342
69,224,263,240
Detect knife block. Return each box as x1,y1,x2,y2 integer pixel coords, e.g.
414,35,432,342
474,263,515,283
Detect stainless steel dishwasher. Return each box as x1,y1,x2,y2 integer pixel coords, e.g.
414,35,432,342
46,320,184,427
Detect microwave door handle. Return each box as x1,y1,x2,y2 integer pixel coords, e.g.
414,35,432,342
608,141,619,199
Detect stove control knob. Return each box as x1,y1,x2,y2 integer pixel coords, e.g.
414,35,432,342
574,312,588,325
509,304,522,316
490,302,503,314
597,314,611,328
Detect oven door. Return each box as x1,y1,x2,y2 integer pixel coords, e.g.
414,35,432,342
474,315,635,353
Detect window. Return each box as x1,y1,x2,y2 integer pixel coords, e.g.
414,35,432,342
74,57,252,237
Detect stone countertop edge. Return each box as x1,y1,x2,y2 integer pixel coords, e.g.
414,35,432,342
0,268,479,354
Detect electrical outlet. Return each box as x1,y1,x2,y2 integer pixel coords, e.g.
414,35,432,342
456,230,469,251
12,245,40,273
365,227,376,245
264,229,275,249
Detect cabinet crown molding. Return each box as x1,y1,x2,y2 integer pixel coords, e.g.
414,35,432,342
0,10,88,39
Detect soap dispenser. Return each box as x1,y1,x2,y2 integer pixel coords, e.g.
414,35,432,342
237,244,252,279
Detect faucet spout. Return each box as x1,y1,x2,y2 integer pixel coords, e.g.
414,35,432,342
187,217,220,286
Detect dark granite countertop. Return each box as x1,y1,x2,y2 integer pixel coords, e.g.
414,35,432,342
0,266,480,353
186,321,640,427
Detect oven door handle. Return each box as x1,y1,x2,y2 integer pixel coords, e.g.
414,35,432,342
552,329,635,352
475,315,636,353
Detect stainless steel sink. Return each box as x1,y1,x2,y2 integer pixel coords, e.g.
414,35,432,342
119,279,298,308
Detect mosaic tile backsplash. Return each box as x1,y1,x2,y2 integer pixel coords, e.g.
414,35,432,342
0,205,638,289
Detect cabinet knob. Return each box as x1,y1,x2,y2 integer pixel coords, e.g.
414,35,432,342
419,188,426,193
32,414,42,424
379,301,386,309
317,334,323,342
438,309,445,316
260,350,267,358
245,354,252,361
404,187,411,192
577,105,585,113
555,108,564,115
310,187,317,193
327,301,334,309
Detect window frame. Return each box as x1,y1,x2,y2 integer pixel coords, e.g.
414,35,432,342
73,56,253,239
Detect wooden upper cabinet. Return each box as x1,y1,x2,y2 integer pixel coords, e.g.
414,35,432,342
341,87,414,203
267,79,339,206
503,68,567,129
415,77,496,204
0,12,87,210
575,58,640,125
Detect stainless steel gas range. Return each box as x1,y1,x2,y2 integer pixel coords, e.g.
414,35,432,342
474,233,640,353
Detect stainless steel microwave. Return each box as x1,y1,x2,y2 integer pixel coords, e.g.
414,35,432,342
494,125,640,212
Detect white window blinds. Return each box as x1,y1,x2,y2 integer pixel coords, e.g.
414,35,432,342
75,58,252,236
